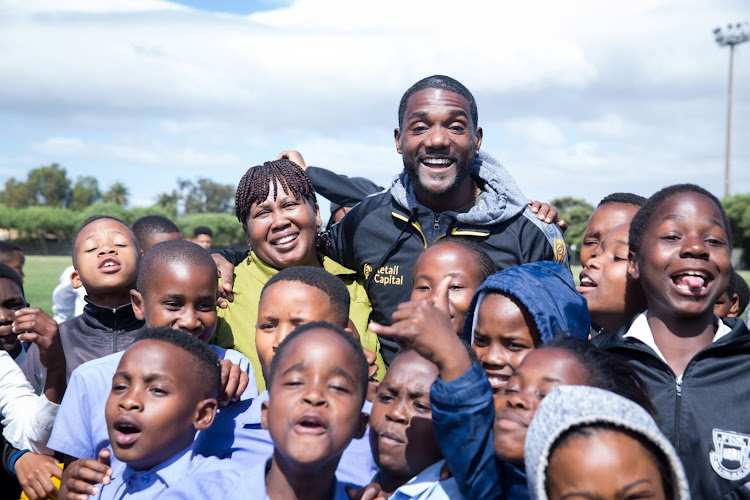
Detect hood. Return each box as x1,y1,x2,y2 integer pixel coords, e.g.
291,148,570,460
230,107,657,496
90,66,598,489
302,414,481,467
389,150,529,224
461,261,590,344
525,385,690,500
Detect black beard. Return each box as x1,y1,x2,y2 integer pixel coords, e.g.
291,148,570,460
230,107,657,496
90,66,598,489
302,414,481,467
403,158,473,197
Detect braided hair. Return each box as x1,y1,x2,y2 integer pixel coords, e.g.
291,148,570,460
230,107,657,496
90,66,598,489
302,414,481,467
234,159,317,226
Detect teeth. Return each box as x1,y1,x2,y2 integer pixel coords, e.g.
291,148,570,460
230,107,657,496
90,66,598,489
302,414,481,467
489,377,501,386
580,277,595,286
103,262,115,267
423,158,451,165
274,234,297,245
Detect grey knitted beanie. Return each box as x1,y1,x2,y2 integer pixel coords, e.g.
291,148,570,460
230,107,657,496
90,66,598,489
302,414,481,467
525,385,690,500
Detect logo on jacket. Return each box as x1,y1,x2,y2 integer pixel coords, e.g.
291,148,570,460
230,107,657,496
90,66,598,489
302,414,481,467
553,238,567,264
709,428,750,480
363,263,403,285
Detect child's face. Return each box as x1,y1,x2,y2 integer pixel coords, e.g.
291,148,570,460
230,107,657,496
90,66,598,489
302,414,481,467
581,203,639,266
411,243,485,335
714,290,740,317
261,328,368,467
105,340,216,470
472,294,540,394
369,350,442,485
630,193,730,320
577,224,644,328
493,348,590,464
256,280,340,381
131,261,217,343
245,181,322,270
0,278,25,354
546,429,667,500
1,251,25,281
140,231,180,255
72,219,139,296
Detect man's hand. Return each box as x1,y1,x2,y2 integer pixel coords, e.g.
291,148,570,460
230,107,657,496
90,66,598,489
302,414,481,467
211,253,235,308
276,150,307,170
528,200,567,232
14,452,62,500
218,359,249,407
14,308,64,372
59,448,112,500
370,277,471,382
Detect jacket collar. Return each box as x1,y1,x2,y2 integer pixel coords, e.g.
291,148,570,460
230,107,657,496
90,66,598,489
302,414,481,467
82,299,144,331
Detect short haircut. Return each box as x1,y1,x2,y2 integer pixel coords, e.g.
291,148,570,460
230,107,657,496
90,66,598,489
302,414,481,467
597,192,647,208
234,159,317,227
75,215,131,244
261,266,350,328
0,241,22,259
729,270,750,317
427,237,497,283
398,75,478,129
544,335,657,418
0,263,25,299
133,215,181,245
268,321,368,404
135,327,221,398
629,184,731,255
136,239,217,294
193,226,213,238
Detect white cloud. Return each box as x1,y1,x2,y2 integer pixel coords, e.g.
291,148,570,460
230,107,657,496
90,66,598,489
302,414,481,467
0,0,748,209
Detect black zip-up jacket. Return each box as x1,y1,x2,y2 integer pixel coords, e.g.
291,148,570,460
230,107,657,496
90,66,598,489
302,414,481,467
22,300,146,394
594,316,750,499
321,191,564,365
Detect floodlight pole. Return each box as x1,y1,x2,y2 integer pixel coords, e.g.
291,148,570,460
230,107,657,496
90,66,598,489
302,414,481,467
714,22,749,198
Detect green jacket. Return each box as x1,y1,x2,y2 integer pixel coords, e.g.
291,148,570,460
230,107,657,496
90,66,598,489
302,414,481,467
213,251,385,391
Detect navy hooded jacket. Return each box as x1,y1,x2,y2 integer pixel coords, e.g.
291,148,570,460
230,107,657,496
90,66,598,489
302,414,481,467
433,261,591,500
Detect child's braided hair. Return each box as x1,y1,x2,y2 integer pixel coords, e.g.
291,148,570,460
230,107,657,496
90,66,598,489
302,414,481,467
234,159,317,226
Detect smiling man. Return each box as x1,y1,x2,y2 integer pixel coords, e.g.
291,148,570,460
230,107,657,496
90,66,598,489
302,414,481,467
321,75,568,364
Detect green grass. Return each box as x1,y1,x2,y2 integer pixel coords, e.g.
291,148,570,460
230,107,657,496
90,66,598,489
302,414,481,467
23,255,72,315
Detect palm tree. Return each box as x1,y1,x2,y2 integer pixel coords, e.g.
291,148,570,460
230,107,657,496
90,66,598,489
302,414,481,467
103,181,129,206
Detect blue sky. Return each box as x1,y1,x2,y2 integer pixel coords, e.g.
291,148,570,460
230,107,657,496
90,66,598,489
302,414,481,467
1,0,748,218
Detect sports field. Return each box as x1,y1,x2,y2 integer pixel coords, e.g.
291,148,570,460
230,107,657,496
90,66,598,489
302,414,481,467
20,257,750,318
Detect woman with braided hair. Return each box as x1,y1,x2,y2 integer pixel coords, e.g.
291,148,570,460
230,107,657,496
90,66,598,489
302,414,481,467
212,159,384,391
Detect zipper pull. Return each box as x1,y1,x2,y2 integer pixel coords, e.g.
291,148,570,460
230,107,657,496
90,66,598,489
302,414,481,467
434,214,440,231
675,377,682,396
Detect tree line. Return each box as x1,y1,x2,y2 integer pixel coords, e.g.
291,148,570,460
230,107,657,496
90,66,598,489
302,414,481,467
2,164,750,264
0,164,244,251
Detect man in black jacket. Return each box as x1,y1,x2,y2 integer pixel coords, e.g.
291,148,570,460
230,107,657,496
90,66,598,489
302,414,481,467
216,75,567,365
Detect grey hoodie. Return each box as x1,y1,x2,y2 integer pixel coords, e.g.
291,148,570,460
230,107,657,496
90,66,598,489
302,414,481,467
525,385,690,500
390,150,532,243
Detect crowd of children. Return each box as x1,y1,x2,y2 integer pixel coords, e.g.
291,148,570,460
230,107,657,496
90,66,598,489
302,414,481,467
0,75,749,500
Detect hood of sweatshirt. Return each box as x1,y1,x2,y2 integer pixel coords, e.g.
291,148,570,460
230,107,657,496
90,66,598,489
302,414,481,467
461,261,590,344
389,150,529,225
524,385,690,500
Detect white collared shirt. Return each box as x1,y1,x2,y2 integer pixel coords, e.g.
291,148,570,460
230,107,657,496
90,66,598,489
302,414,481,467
623,311,732,377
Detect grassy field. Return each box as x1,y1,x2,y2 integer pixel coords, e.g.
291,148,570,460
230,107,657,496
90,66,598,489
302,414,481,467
21,257,750,317
24,255,72,315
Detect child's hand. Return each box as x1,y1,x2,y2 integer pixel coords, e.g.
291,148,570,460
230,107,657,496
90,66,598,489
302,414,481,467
276,150,307,170
345,483,388,500
218,359,249,407
528,200,567,231
14,452,62,500
370,277,471,382
59,448,112,500
211,254,235,308
14,308,65,372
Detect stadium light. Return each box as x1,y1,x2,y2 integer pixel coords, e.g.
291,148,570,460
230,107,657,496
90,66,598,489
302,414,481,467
714,22,749,198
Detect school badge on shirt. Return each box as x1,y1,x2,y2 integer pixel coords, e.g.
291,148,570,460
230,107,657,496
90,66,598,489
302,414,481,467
710,428,750,481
